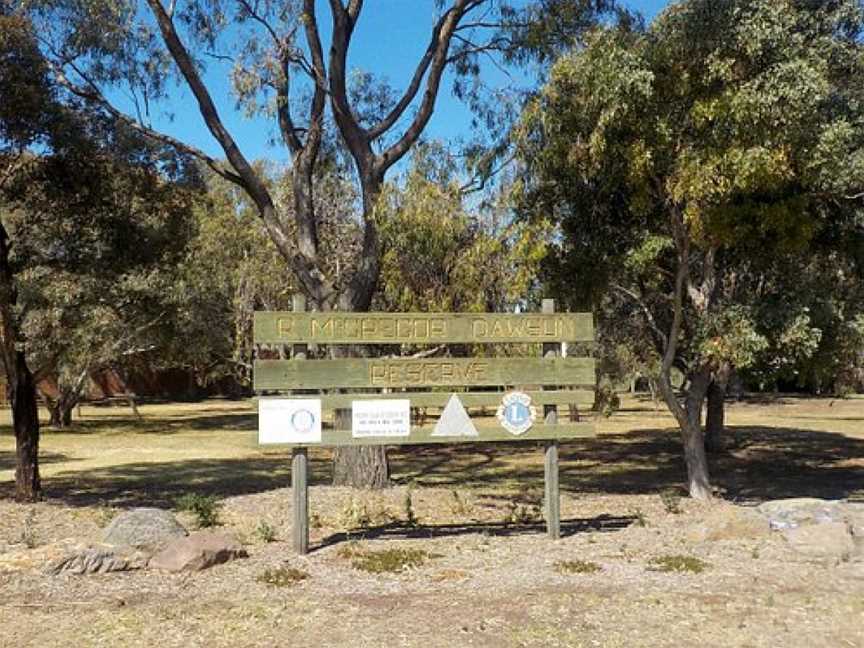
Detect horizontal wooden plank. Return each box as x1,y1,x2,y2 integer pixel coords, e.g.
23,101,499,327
254,357,596,391
256,422,597,447
254,311,593,344
311,389,595,410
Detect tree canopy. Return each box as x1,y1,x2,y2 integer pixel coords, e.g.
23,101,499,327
516,0,864,497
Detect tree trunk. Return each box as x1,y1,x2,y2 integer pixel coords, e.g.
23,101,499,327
332,446,390,489
705,380,726,453
657,365,713,500
0,221,41,501
11,353,41,501
47,398,74,428
330,174,390,490
682,368,712,499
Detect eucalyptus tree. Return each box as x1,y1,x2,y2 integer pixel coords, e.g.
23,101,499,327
0,11,64,500
517,0,864,497
376,143,549,315
14,147,199,429
18,0,616,487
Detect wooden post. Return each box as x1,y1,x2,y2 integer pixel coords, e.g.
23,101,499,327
542,298,561,539
291,294,310,554
292,448,309,554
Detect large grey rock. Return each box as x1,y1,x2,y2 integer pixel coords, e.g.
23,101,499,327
45,544,149,575
101,508,187,550
783,522,855,562
686,505,772,543
757,498,846,530
148,531,247,572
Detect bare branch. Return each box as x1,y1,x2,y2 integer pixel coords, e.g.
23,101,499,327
145,0,267,200
236,0,281,49
44,56,244,185
377,0,487,174
613,284,668,352
327,0,370,165
366,10,452,141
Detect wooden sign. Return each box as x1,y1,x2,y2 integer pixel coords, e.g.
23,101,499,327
254,311,593,344
253,357,595,390
256,298,594,554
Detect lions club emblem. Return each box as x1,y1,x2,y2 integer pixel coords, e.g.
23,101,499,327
496,392,537,436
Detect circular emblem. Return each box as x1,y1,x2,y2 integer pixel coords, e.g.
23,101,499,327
496,392,537,436
290,408,316,435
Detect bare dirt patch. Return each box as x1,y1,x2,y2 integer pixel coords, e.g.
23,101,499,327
1,396,863,647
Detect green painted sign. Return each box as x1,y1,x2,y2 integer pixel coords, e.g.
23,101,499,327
253,312,593,344
253,357,595,391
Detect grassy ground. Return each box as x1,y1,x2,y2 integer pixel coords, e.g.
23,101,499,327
0,395,862,647
2,394,862,505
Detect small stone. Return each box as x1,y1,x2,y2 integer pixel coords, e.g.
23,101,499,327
101,508,187,550
148,531,248,572
783,522,855,562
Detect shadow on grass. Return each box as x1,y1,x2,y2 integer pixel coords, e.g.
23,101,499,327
34,412,257,436
389,425,864,503
0,450,77,472
314,513,637,552
1,423,862,509
0,454,334,508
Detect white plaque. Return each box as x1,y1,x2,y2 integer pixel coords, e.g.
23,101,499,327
258,398,322,444
351,399,411,438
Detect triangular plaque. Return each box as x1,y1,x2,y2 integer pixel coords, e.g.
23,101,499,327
432,394,478,437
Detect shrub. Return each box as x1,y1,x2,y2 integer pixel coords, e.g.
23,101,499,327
175,493,222,528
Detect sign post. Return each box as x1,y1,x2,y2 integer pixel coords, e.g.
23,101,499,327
255,297,596,554
290,294,309,555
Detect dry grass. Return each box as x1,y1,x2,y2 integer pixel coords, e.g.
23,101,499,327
0,395,863,647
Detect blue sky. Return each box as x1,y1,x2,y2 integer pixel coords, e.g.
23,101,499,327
141,0,670,165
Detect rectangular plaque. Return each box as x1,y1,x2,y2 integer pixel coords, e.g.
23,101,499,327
258,398,322,445
351,399,411,438
253,357,595,390
254,312,593,344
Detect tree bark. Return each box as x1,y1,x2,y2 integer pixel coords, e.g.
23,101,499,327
332,446,390,489
330,320,390,489
0,221,40,501
705,380,726,453
682,368,712,498
46,397,74,428
11,353,41,501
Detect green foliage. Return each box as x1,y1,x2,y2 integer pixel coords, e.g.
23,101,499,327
516,0,864,402
338,495,392,532
403,488,418,528
255,519,277,544
256,566,309,587
647,555,709,574
555,559,602,574
338,545,441,574
593,378,621,418
175,493,222,528
659,489,682,515
376,144,550,316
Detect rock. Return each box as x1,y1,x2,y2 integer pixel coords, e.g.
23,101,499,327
148,531,247,572
686,505,771,543
783,522,855,562
101,508,187,550
45,544,149,575
706,507,772,541
757,498,846,530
